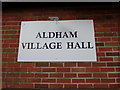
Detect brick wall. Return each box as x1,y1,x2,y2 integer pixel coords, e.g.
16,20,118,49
2,3,120,89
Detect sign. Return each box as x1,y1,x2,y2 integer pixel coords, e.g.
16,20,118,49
18,20,97,62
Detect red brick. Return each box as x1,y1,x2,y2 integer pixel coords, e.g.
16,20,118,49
101,68,115,72
6,73,20,77
2,63,7,67
2,83,6,88
2,26,20,30
3,68,14,72
112,37,120,41
7,53,17,57
36,62,49,67
2,58,16,62
107,62,120,66
50,73,63,78
72,68,85,72
9,44,19,47
3,48,16,53
3,39,18,43
50,84,63,88
106,52,120,56
42,68,55,72
57,68,70,72
6,82,34,88
3,22,20,25
99,47,112,51
64,84,77,88
10,78,26,83
112,47,120,51
3,78,13,82
27,68,41,72
108,73,120,77
93,73,107,78
100,57,113,61
101,79,115,83
3,31,18,35
96,43,104,46
64,73,77,78
2,72,6,77
3,82,16,88
97,37,111,42
2,68,11,72
2,43,9,48
116,79,120,83
35,73,48,78
95,23,118,28
78,73,92,77
6,63,20,67
72,79,85,83
109,84,120,88
105,42,120,46
2,35,19,39
20,73,34,77
86,68,100,72
95,33,104,37
57,79,71,83
92,62,106,67
35,84,48,88
64,62,76,67
20,83,34,88
95,28,118,32
14,68,27,72
0,28,2,33
116,68,120,72
97,52,105,56
27,78,41,83
86,79,100,83
20,63,35,67
78,62,91,67
94,84,108,88
114,57,120,61
78,84,93,88
50,62,63,67
42,79,56,83
103,32,118,36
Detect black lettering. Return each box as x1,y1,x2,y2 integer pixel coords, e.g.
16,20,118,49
67,42,74,49
36,43,42,49
56,32,62,38
42,43,49,49
63,32,68,38
27,43,30,49
21,43,27,49
74,42,81,49
69,31,78,38
88,42,93,49
31,43,36,49
57,42,62,49
36,32,42,38
43,32,48,38
49,42,56,49
81,42,87,49
49,32,55,38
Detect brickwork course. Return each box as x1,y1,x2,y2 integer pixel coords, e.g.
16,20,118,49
2,2,120,89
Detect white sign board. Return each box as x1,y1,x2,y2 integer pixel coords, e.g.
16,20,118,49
18,20,96,62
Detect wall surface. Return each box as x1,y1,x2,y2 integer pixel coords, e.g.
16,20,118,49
2,3,120,89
